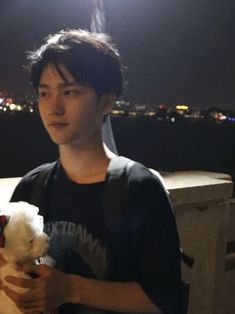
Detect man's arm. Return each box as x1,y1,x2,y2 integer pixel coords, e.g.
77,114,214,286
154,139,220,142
4,264,162,313
70,273,161,313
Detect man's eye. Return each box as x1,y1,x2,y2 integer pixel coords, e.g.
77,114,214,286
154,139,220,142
38,91,49,98
64,89,82,96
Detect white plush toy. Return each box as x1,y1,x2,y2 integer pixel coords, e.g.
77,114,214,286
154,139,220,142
0,201,50,314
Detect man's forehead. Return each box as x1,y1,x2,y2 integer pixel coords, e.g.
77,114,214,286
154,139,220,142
41,63,74,80
39,63,78,87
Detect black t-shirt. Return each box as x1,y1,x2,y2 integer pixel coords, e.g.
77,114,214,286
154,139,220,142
45,164,108,280
11,159,182,314
45,164,109,313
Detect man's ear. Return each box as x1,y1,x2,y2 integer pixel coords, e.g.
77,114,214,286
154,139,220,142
101,93,116,115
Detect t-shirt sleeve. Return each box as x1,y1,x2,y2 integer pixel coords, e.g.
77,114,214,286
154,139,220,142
128,164,182,314
10,163,52,204
10,176,33,202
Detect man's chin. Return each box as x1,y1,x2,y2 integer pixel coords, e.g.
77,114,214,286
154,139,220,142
49,136,69,145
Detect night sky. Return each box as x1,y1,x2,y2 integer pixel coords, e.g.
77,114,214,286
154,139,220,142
0,0,234,109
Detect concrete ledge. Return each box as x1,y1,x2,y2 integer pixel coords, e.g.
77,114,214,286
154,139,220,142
162,171,233,205
0,177,21,207
0,171,232,207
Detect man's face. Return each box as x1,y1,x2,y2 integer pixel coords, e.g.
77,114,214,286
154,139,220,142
37,64,111,147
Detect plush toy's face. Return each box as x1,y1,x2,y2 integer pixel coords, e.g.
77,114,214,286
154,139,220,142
1,202,49,263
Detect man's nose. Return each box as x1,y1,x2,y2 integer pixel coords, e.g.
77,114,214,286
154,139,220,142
48,94,65,115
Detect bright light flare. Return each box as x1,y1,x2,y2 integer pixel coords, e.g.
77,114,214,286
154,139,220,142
176,105,189,110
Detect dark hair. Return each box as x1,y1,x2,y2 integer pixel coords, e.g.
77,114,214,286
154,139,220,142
27,29,123,98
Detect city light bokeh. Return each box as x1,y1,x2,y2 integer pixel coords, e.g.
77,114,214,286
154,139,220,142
0,92,234,125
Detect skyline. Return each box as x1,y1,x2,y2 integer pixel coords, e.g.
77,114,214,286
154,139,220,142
0,0,234,109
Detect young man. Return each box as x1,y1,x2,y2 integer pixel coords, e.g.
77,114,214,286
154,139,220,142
2,29,182,313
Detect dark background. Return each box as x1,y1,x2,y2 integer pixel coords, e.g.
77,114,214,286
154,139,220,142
1,113,234,183
0,0,235,109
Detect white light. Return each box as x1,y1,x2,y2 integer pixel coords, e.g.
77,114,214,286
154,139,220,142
9,104,16,111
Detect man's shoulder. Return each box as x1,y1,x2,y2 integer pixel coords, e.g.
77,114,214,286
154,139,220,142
127,159,166,189
124,158,174,216
108,155,168,198
21,161,57,184
10,161,58,203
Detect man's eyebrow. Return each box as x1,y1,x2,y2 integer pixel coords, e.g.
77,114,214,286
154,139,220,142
60,82,81,88
38,82,81,89
38,84,49,89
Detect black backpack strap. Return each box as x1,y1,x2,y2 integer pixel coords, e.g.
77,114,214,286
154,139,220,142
103,156,135,280
103,156,134,231
10,161,57,219
29,161,57,205
28,161,58,218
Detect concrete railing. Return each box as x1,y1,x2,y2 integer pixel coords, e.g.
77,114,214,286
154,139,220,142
0,177,21,207
224,198,235,314
163,171,234,314
0,171,234,314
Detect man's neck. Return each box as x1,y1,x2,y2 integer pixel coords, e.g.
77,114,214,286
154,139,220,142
59,141,116,184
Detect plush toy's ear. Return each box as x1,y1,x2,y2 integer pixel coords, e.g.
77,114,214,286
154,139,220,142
0,215,10,248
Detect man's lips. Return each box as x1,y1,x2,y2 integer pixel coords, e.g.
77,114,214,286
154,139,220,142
47,122,69,128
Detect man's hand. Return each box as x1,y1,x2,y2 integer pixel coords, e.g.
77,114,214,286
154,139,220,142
0,254,7,289
3,264,74,314
3,262,160,313
0,254,6,266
